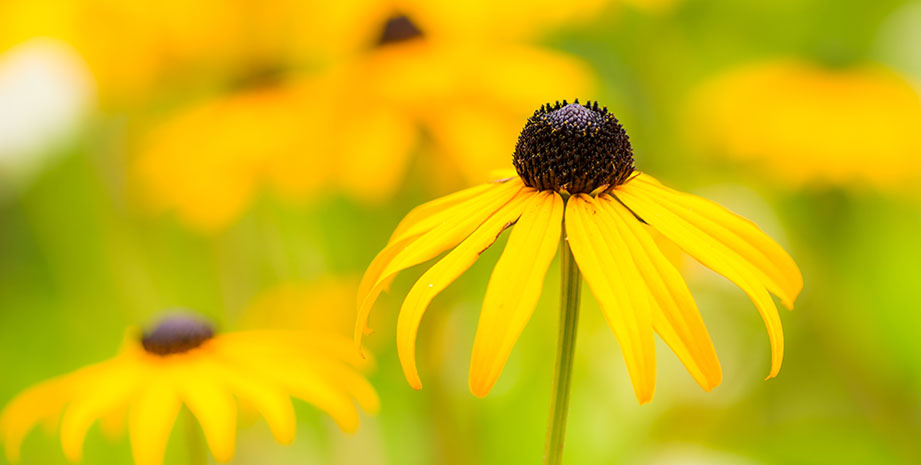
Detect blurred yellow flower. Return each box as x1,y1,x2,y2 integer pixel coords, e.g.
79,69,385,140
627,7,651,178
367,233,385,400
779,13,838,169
241,278,361,340
134,82,319,231
357,101,802,403
0,315,378,465
135,0,597,231
0,0,288,104
688,59,921,193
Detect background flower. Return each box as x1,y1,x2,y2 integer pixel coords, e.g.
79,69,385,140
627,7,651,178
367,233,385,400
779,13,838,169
687,59,921,195
2,0,921,464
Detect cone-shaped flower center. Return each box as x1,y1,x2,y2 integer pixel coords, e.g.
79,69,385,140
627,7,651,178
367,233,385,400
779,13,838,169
141,315,214,355
513,100,634,194
377,14,424,46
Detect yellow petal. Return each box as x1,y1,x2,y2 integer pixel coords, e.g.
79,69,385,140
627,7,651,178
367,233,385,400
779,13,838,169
210,360,296,445
356,178,524,349
60,360,141,462
565,195,657,403
304,359,381,416
1,374,74,463
99,406,127,440
176,364,237,463
129,381,181,465
398,189,536,389
627,174,802,308
469,191,564,397
269,365,360,433
616,187,785,378
356,234,420,311
387,182,496,246
214,342,360,433
598,196,722,391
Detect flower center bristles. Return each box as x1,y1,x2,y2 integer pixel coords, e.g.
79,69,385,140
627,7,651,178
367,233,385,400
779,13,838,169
141,315,214,356
377,14,424,46
513,100,634,194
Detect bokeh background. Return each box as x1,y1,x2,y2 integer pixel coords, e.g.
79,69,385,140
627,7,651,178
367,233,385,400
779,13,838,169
2,0,921,464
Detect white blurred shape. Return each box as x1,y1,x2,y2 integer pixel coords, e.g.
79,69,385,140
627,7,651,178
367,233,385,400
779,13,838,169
645,444,764,465
878,2,921,84
0,38,95,185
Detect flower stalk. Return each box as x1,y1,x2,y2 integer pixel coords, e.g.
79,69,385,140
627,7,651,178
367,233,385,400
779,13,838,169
543,226,582,465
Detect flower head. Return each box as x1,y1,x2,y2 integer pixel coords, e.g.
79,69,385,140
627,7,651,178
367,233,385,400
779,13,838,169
688,59,921,193
356,101,803,403
134,2,596,231
1,314,378,465
514,100,634,193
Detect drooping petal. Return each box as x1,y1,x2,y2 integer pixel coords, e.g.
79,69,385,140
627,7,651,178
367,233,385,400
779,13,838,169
387,183,496,245
1,374,77,463
626,174,802,307
60,360,142,462
360,180,512,307
99,406,127,440
597,196,722,391
616,186,785,378
356,178,524,349
300,358,381,415
469,191,564,397
268,365,360,433
398,189,536,389
215,342,361,433
565,194,657,403
357,234,421,309
129,380,182,465
175,362,237,463
209,358,296,444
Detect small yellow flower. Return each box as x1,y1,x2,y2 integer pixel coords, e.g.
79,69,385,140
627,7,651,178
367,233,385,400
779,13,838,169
1,315,379,465
357,100,803,403
688,59,921,193
134,1,596,231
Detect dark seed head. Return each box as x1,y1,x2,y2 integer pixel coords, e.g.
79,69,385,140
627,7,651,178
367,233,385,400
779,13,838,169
512,100,634,194
377,14,424,46
141,314,214,356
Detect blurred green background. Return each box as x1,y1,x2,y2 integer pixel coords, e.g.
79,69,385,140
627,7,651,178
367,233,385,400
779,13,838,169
2,0,921,464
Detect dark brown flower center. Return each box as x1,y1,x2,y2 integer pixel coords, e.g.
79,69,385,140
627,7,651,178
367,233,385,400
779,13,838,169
141,315,214,356
377,14,424,46
512,100,634,194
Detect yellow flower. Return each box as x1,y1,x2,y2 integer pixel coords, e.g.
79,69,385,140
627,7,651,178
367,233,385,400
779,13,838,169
687,59,921,193
0,315,379,465
134,83,319,232
0,0,289,104
134,0,596,231
356,100,803,403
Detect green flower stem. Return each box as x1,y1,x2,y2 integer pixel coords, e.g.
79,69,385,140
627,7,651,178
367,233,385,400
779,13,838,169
543,230,583,465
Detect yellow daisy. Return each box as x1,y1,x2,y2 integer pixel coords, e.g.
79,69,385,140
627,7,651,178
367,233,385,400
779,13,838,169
1,315,379,465
134,0,596,231
687,59,921,193
0,0,290,104
357,100,803,403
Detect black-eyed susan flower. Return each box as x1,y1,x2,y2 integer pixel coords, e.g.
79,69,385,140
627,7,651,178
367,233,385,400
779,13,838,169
134,0,599,231
687,59,921,194
357,99,803,403
0,314,378,465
